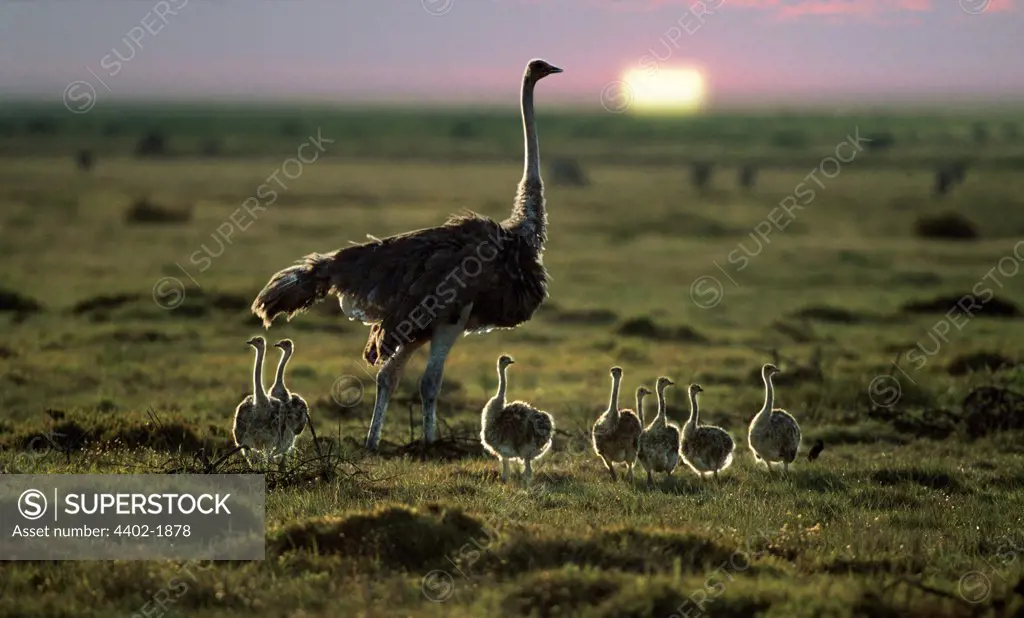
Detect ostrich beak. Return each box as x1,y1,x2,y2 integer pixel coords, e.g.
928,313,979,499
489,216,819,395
549,65,563,74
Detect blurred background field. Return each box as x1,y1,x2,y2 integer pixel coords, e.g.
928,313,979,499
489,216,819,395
4,102,1024,167
1,101,1024,616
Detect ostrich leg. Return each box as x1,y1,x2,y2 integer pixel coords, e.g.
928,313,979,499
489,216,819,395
601,457,618,482
365,340,424,451
420,304,473,445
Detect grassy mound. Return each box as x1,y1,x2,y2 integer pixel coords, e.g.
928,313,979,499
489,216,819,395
268,505,488,570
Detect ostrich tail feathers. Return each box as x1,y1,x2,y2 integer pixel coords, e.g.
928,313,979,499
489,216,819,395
251,253,333,328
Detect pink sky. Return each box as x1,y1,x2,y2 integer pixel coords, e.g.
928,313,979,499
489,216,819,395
0,0,1021,106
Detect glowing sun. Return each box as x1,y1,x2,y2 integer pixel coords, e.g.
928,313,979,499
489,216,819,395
622,67,706,113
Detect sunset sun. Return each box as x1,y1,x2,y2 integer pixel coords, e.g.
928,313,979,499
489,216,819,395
622,67,707,113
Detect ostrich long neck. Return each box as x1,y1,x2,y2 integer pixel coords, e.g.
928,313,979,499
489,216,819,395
636,391,647,425
252,345,268,406
606,374,621,421
495,364,509,406
522,76,541,183
761,372,775,417
656,386,668,427
687,391,700,429
272,347,292,395
510,75,546,246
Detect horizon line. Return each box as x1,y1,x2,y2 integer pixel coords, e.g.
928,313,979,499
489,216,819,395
4,95,1024,114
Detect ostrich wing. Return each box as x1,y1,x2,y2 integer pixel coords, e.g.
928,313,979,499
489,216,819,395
326,213,547,365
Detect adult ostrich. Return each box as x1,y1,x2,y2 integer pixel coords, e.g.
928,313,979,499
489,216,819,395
251,58,562,451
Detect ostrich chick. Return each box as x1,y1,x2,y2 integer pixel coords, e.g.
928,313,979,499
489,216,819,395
269,338,310,467
591,366,643,482
680,384,735,479
747,364,802,473
232,336,287,468
637,377,681,488
480,355,554,485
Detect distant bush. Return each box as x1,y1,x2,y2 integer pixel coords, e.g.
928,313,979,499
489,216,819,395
962,386,1024,438
948,351,1016,376
71,293,142,315
450,120,477,140
1002,122,1019,141
902,293,1019,318
864,132,895,152
200,139,222,157
790,304,866,324
124,197,192,225
691,161,713,191
948,160,968,184
76,149,94,172
280,121,302,137
617,316,706,343
0,287,44,314
771,129,809,150
737,164,757,191
913,212,978,241
548,157,589,187
934,161,967,196
26,118,56,135
971,122,989,145
543,306,618,325
934,169,955,196
134,131,167,158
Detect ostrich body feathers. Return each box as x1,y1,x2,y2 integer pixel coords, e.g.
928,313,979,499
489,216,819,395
748,408,801,464
638,421,680,475
252,213,548,366
232,395,290,464
681,425,735,475
592,409,642,464
481,399,554,462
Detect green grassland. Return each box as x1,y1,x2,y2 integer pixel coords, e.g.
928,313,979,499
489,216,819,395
1,104,1024,617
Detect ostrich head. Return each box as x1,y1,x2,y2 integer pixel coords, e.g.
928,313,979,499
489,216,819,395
526,59,563,82
274,339,294,353
656,376,675,391
246,336,265,348
610,366,623,379
637,385,653,397
689,384,704,397
762,363,780,378
498,355,516,369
